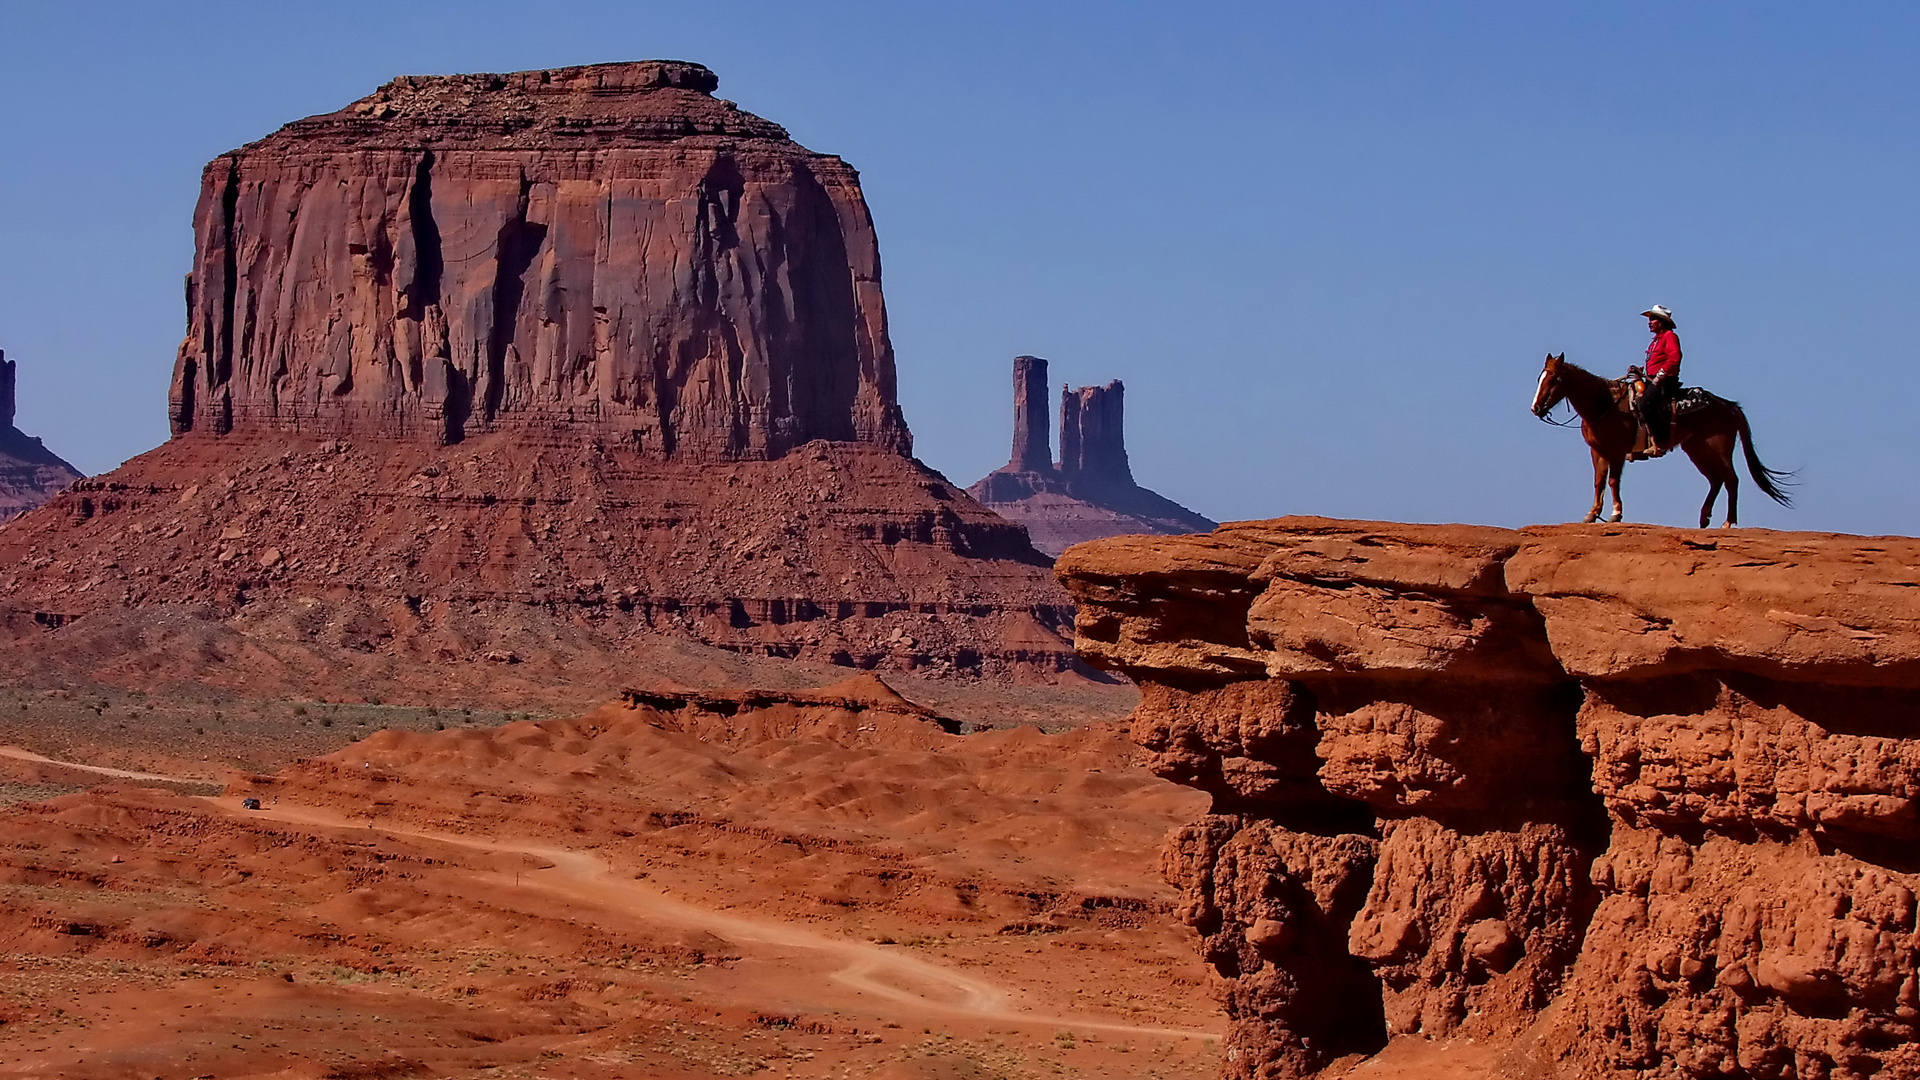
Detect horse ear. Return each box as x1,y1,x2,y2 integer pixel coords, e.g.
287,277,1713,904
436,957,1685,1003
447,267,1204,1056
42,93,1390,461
1552,353,1565,363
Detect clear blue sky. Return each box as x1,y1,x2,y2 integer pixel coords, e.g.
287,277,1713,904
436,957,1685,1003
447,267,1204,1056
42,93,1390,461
4,2,1916,533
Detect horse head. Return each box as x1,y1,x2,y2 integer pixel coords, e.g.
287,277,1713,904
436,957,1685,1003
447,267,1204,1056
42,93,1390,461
1532,353,1567,418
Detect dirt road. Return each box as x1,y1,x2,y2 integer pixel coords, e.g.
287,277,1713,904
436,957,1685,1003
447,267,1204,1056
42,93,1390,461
0,745,200,783
207,796,1218,1040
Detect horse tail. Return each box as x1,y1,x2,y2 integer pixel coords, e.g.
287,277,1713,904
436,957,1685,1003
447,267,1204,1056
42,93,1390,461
1729,400,1796,507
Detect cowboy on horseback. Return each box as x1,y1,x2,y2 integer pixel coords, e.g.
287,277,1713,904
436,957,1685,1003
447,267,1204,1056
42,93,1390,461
1635,304,1682,459
1530,320,1794,526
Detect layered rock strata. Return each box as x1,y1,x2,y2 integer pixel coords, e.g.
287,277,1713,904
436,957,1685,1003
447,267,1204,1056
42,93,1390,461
968,355,1214,556
1,63,1077,677
1058,518,1920,1079
0,433,1071,676
0,352,84,521
169,60,908,459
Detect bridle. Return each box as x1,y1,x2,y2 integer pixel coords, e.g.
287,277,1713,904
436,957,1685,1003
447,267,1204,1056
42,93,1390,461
1533,370,1581,427
1536,397,1582,426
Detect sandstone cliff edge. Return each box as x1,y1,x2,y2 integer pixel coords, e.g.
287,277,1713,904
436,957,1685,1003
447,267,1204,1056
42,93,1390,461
1059,517,1920,1079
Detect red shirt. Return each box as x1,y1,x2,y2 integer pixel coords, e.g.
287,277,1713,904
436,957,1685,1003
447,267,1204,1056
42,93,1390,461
1645,329,1682,379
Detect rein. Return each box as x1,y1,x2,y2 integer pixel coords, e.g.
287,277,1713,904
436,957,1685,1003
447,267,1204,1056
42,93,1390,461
1536,404,1582,428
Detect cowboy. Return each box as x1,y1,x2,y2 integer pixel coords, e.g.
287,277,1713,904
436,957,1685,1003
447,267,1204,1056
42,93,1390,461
1637,304,1682,458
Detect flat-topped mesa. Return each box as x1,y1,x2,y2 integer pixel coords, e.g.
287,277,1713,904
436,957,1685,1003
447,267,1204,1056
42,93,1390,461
4,65,1075,678
169,60,910,460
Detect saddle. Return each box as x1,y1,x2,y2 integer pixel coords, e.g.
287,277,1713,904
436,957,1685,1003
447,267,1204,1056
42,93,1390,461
1621,367,1721,458
1624,366,1718,418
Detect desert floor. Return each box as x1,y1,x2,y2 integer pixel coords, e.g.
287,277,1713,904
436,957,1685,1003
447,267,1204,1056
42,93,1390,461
0,643,1234,1080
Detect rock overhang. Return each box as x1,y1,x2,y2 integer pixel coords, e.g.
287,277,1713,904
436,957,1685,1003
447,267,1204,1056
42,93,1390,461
1057,515,1920,1079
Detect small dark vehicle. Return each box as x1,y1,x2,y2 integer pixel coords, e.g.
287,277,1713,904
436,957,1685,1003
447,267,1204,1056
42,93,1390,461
242,797,262,810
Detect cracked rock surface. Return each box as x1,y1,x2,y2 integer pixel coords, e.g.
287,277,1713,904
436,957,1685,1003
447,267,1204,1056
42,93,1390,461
1059,516,1920,1079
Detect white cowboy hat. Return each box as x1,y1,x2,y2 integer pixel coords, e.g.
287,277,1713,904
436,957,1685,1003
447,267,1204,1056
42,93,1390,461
1641,304,1676,325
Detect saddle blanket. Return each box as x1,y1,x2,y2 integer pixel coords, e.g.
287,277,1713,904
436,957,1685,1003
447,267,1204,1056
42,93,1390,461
1672,387,1716,417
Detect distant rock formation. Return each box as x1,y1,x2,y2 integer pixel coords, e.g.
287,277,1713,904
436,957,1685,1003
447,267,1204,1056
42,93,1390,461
2,63,1079,679
169,60,908,460
1058,380,1129,485
0,352,83,521
1009,354,1051,473
1061,517,1920,1080
967,355,1214,556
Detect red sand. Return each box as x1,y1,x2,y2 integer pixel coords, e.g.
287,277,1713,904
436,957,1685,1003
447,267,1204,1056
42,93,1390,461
0,677,1221,1079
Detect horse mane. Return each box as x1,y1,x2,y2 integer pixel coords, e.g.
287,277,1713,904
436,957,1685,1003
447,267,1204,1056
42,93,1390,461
1552,356,1625,413
1556,358,1613,385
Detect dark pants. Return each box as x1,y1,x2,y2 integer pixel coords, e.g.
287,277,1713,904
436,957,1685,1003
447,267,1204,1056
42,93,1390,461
1642,374,1679,446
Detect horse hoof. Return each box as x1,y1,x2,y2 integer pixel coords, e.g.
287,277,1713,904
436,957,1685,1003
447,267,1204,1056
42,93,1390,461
1607,513,1624,523
1582,514,1600,524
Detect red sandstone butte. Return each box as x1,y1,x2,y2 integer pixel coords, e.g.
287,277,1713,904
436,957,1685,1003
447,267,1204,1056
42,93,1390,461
968,355,1214,556
1059,518,1920,1080
0,63,1075,678
0,351,83,521
170,60,907,459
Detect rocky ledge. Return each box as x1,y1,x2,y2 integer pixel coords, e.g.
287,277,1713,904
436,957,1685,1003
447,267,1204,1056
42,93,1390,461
1058,517,1920,1079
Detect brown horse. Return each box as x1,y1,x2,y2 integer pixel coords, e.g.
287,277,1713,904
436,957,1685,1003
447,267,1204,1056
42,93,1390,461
1530,353,1793,527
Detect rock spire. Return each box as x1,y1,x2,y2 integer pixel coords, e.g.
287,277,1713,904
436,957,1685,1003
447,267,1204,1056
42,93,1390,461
1058,380,1129,485
1009,355,1051,472
968,356,1213,556
0,350,85,521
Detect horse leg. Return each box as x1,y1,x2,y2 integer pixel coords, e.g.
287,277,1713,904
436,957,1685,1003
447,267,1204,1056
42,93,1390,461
1683,435,1733,528
1607,457,1625,522
1723,463,1739,527
1585,449,1606,523
1699,477,1722,529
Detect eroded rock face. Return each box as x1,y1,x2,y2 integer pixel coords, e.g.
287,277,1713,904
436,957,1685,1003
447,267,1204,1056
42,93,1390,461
1058,518,1920,1079
169,60,909,459
1059,381,1128,485
0,353,84,521
1,64,1076,678
0,434,1072,677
